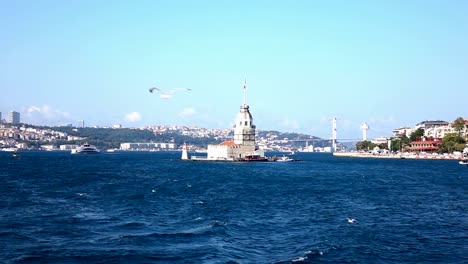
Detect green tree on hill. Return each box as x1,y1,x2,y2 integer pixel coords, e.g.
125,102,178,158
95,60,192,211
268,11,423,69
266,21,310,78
452,117,466,136
409,128,425,141
356,140,376,151
438,133,466,153
400,135,411,150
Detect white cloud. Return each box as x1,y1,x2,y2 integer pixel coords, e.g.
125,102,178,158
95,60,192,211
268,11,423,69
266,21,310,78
24,105,72,125
178,108,196,118
124,112,142,122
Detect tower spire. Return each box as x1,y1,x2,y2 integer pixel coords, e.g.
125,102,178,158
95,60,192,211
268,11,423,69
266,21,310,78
243,79,247,106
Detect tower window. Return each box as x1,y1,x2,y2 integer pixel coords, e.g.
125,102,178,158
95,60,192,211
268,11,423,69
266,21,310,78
245,121,248,126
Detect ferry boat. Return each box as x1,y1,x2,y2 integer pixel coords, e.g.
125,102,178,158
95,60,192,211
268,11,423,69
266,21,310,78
72,143,100,154
241,152,269,162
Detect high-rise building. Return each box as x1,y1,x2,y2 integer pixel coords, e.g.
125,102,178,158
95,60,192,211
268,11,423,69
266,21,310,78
9,111,20,124
0,112,2,123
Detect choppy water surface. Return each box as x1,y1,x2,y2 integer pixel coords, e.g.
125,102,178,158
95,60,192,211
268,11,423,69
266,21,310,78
1,151,466,263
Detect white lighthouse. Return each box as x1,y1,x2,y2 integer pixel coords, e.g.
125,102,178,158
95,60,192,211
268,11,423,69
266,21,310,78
360,123,369,141
181,142,189,160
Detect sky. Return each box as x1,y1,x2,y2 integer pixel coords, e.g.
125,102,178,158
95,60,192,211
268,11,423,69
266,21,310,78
1,0,467,139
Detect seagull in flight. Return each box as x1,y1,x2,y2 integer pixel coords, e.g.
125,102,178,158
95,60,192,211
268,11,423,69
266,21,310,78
347,217,357,223
149,87,192,99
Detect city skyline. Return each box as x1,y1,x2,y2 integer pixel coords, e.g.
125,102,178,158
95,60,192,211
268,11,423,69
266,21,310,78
1,1,467,139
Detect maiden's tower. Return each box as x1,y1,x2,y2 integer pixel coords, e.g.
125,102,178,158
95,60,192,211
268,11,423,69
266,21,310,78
185,81,266,161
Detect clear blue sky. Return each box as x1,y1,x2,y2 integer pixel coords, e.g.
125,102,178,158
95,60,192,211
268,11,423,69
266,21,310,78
1,0,467,139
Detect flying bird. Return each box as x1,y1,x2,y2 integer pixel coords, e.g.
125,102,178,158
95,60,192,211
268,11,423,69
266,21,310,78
347,217,357,223
149,87,192,99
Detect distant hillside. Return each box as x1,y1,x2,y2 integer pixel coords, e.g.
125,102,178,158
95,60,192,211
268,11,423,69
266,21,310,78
258,130,330,148
52,127,221,149
8,123,326,149
258,130,321,140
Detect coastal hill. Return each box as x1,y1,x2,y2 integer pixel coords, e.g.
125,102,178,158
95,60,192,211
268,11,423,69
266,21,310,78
0,124,330,150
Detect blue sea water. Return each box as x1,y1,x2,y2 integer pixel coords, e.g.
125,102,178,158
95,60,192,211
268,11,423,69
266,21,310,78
0,151,466,263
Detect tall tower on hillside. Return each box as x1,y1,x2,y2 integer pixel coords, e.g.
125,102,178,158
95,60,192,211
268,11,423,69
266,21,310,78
233,80,256,146
360,123,369,141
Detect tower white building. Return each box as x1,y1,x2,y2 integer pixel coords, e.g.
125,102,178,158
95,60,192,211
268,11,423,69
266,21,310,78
205,81,265,161
360,123,369,141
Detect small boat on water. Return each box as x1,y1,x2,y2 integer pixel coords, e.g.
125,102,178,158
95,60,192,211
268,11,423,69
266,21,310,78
241,152,268,162
1,147,18,152
460,147,468,165
276,155,294,162
71,143,100,154
106,148,120,153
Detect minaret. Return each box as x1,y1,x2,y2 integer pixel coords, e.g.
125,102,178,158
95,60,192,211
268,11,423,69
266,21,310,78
233,80,256,146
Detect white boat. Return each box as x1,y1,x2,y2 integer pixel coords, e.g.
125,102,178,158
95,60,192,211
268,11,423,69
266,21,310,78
276,155,294,162
1,147,18,152
72,143,100,154
461,147,468,165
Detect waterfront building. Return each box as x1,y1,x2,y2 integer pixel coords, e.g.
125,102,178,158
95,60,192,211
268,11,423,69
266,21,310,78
205,81,265,161
16,142,28,149
392,127,414,137
8,111,20,124
300,145,314,152
120,142,176,151
415,120,450,138
407,137,442,152
40,145,56,151
371,137,389,145
415,120,449,130
60,144,79,150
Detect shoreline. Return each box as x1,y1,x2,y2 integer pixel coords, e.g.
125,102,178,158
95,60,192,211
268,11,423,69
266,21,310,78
333,152,461,160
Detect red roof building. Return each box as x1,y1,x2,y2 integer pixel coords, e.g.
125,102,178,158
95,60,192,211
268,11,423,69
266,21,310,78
219,141,239,146
407,137,442,152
